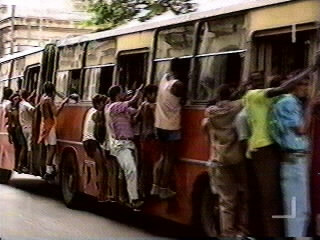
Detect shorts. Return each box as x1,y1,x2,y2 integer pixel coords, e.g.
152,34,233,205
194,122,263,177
44,126,57,146
22,127,32,151
83,139,101,158
156,128,181,142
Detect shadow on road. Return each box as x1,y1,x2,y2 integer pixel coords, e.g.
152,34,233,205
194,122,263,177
7,174,202,238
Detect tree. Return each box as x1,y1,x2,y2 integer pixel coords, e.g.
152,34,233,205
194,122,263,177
85,0,196,30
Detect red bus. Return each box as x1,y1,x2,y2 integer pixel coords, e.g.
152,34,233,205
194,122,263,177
0,0,320,236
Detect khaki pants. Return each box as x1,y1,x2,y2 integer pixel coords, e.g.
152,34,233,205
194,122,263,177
109,138,139,202
210,162,248,237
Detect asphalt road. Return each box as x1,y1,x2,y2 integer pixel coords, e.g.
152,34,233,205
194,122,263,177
0,173,195,240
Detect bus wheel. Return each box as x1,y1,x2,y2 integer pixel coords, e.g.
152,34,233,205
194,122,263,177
0,168,12,184
200,184,220,237
61,155,81,208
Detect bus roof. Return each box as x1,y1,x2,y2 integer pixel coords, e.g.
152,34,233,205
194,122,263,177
0,47,44,64
57,0,292,47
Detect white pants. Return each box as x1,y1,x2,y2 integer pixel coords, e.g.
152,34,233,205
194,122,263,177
109,138,138,202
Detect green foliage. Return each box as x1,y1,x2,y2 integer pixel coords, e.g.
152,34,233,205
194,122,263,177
85,0,196,31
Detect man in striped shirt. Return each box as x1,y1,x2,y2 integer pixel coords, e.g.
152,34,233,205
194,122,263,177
105,85,144,209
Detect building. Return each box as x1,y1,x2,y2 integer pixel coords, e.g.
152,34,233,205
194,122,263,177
0,1,92,56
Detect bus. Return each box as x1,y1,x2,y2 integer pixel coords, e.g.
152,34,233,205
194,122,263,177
0,0,319,236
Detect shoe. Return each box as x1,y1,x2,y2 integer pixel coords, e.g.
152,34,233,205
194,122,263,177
130,200,144,211
43,172,55,181
159,188,176,200
21,167,29,173
150,184,160,196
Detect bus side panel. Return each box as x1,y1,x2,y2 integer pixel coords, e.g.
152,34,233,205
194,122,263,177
144,109,209,225
180,109,209,160
0,108,15,170
56,105,92,194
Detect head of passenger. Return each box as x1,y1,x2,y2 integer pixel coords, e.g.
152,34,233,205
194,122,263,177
43,82,55,97
216,84,232,102
290,77,309,100
10,93,21,107
92,94,106,111
2,87,13,102
144,85,158,103
267,75,282,88
20,89,29,101
249,71,265,89
171,58,185,81
108,85,124,102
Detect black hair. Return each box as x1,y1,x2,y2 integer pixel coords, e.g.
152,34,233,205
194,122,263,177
43,82,55,96
20,89,29,100
216,84,232,101
108,85,122,101
143,85,158,98
170,58,185,79
92,94,105,109
2,87,13,101
268,75,282,88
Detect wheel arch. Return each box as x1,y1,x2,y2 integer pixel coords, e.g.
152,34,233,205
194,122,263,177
58,146,80,189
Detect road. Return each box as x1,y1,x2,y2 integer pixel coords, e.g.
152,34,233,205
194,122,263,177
0,173,193,240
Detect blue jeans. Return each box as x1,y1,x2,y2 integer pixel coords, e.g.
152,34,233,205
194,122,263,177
281,153,310,237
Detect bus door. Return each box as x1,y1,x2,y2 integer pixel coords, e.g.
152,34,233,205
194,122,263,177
118,51,149,90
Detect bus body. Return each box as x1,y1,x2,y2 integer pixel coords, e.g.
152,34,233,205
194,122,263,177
0,0,319,236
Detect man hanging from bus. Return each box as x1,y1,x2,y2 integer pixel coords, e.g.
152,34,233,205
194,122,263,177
38,82,69,180
202,85,249,237
82,94,107,201
18,90,35,173
105,85,144,209
151,58,186,199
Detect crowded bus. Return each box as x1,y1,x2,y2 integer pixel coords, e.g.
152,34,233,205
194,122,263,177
0,0,320,237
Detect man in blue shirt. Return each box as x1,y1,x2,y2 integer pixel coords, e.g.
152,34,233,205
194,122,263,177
271,78,311,237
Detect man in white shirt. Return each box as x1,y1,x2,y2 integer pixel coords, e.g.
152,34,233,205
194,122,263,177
19,90,35,172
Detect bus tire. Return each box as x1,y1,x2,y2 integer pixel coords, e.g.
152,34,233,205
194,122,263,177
200,184,220,237
61,153,82,208
0,168,12,184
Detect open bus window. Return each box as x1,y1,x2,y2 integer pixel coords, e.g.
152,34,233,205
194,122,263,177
69,69,81,95
254,31,311,82
83,66,113,101
193,53,242,101
118,53,148,91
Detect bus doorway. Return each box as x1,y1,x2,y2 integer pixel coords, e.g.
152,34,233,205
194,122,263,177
24,65,40,92
118,52,149,90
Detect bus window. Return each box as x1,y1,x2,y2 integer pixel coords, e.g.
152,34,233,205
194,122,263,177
254,31,311,81
25,65,40,92
56,71,69,101
69,69,81,95
118,52,148,90
86,39,116,67
154,24,195,85
83,66,114,101
192,16,245,102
